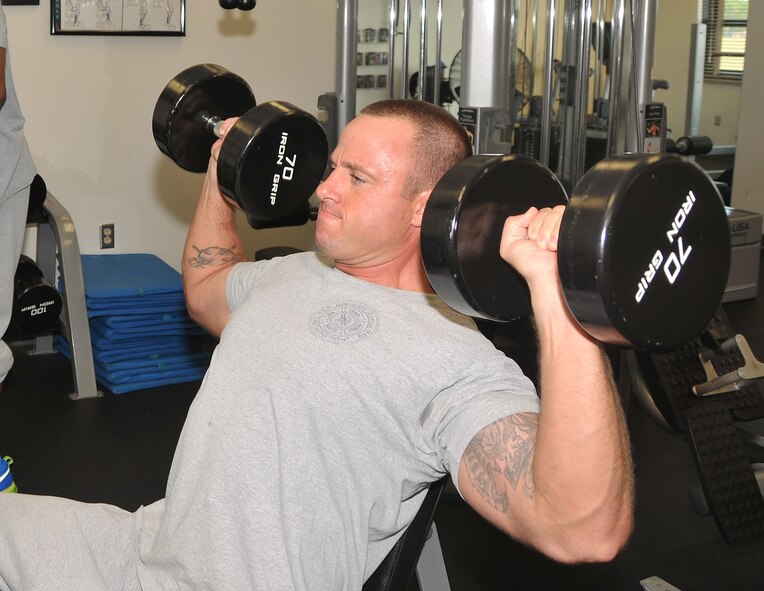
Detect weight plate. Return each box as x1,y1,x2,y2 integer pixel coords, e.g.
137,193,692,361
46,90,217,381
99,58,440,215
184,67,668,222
218,101,329,221
422,154,568,321
12,279,63,333
152,64,256,173
16,255,44,279
559,153,730,350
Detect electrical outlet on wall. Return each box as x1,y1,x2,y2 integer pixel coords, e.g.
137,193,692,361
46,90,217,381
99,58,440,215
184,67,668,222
100,224,115,249
714,115,722,126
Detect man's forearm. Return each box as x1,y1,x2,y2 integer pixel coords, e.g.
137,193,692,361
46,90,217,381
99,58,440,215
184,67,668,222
531,293,634,560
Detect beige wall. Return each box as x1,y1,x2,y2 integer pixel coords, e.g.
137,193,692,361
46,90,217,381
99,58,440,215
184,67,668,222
6,0,759,264
730,0,764,215
654,0,695,137
654,0,740,144
5,1,336,270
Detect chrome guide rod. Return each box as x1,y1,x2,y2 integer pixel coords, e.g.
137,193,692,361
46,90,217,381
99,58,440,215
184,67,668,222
540,0,557,167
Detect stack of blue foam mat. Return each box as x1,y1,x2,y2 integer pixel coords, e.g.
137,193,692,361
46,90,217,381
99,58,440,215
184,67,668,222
54,253,213,394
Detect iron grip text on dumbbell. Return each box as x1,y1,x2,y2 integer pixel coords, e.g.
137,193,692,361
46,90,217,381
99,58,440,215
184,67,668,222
635,190,697,303
271,131,296,206
21,300,56,315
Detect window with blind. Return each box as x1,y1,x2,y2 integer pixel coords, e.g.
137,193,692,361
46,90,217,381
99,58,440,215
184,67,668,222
703,0,748,81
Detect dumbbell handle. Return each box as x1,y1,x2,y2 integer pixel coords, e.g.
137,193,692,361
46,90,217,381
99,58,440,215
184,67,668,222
198,112,226,139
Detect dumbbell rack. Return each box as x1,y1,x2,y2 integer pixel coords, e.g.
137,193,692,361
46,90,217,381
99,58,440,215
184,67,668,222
30,190,100,400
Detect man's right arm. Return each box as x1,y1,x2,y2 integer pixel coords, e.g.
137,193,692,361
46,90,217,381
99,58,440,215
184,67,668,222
182,122,247,337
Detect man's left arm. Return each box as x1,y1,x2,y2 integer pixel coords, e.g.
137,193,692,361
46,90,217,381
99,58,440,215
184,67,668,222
457,206,634,563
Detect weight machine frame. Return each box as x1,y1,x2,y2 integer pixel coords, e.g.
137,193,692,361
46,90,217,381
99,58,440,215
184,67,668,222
319,0,660,190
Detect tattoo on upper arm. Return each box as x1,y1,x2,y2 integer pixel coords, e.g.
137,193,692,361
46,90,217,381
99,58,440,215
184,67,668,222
464,413,538,512
188,245,241,269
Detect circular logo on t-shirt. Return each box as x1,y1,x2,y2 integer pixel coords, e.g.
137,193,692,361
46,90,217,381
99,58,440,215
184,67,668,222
309,302,379,344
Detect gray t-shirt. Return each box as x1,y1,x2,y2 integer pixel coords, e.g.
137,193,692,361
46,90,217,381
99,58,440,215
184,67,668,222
0,4,36,201
137,252,539,590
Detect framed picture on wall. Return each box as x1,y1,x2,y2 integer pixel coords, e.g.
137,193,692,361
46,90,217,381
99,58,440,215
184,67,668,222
51,0,185,36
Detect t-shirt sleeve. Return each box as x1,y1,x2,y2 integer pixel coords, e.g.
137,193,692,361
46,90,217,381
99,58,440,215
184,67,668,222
226,260,269,312
1,6,8,49
421,354,540,497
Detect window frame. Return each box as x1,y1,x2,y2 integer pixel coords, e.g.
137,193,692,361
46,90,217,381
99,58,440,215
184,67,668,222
703,0,748,82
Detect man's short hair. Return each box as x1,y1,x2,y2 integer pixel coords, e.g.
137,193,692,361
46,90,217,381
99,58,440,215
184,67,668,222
360,100,472,198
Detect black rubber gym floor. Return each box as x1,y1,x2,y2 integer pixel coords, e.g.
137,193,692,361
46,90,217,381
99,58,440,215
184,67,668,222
1,267,764,591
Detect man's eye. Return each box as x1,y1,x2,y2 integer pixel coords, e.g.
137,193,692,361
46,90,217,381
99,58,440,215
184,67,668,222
351,173,367,184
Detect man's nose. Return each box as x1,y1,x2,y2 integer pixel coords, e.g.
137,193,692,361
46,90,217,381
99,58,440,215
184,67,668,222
316,167,339,202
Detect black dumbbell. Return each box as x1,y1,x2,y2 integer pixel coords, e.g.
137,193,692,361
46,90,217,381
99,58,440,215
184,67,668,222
152,64,328,222
666,135,713,156
219,0,256,9
10,255,63,335
421,153,731,351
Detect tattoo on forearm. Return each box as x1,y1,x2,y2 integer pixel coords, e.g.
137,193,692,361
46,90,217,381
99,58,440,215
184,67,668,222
188,245,242,269
464,413,538,512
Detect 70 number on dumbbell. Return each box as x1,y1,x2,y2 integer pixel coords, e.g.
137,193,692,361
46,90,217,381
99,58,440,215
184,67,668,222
423,154,730,350
152,64,731,352
152,63,329,224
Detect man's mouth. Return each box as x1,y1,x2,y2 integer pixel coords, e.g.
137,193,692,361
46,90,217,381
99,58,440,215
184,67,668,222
319,205,342,220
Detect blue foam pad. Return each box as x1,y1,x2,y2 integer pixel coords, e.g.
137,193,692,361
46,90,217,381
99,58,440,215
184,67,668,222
80,254,183,298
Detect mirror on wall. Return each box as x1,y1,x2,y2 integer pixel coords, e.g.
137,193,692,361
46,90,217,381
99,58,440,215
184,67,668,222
352,0,746,182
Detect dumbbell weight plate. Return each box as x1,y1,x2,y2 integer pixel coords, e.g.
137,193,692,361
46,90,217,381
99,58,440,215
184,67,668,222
12,273,63,334
559,153,730,350
16,255,44,280
152,63,256,173
421,154,568,322
218,102,329,221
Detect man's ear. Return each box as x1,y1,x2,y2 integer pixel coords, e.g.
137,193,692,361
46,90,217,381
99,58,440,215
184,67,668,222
411,189,432,228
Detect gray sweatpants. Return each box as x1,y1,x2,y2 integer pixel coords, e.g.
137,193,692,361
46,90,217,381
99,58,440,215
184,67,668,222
0,493,142,591
0,185,30,383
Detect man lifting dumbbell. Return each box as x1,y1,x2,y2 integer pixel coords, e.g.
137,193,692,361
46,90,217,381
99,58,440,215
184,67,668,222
0,94,635,589
183,99,635,577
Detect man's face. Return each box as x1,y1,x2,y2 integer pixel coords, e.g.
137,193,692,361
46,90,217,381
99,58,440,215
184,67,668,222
314,114,427,267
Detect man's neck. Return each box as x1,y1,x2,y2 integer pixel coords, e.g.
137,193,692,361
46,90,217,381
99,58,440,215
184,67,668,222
334,251,435,294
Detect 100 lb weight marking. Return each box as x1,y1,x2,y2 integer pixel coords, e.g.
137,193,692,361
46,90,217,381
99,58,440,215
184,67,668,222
423,153,731,351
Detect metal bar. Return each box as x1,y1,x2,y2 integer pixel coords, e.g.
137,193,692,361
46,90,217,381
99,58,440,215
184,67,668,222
529,0,539,101
508,0,519,121
388,0,398,99
336,0,358,126
39,193,101,400
462,0,511,109
418,0,428,102
402,0,411,98
593,0,605,102
556,0,577,181
629,0,658,153
571,0,593,185
606,0,626,156
433,0,443,105
540,0,557,167
685,23,706,136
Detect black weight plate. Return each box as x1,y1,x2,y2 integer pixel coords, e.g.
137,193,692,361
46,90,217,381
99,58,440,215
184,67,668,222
218,101,329,221
422,154,568,321
15,255,43,279
152,64,256,172
559,153,730,350
12,278,63,333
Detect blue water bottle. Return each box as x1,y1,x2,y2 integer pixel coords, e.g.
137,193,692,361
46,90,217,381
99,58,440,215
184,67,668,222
0,456,17,493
